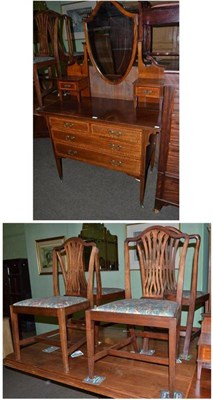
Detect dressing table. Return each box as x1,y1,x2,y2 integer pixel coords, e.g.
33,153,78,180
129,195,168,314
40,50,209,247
41,1,169,207
43,95,160,205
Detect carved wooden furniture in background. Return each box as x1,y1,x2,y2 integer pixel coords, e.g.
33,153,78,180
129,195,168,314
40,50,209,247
33,10,60,108
154,85,179,211
33,10,74,108
43,96,160,206
197,313,211,380
86,226,190,397
140,2,179,71
10,238,98,373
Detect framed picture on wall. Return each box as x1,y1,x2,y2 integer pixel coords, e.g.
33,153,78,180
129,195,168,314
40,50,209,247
35,236,65,275
61,1,96,40
126,223,180,270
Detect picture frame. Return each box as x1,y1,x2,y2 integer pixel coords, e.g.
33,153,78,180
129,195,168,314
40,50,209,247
61,1,96,40
36,236,65,275
126,223,180,270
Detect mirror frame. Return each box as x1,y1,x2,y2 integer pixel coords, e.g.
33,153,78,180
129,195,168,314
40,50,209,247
84,1,138,85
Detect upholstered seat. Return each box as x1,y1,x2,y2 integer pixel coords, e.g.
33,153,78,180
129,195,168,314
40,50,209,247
94,298,180,317
13,296,88,309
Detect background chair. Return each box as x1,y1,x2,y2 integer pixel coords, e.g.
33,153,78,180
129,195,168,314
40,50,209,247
33,10,74,107
86,225,190,397
10,238,98,373
163,226,210,359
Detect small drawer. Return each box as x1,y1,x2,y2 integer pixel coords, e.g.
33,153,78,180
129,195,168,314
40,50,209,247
49,117,89,134
135,86,161,98
59,82,76,90
91,123,141,144
52,130,89,146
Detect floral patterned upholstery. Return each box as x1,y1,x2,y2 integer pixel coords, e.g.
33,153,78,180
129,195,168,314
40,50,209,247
94,298,180,317
13,296,88,309
93,288,124,295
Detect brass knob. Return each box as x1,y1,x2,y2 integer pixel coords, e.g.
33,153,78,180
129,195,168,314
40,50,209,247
110,143,122,151
67,150,77,155
64,122,74,128
65,135,75,141
108,129,122,137
143,89,153,95
111,160,122,166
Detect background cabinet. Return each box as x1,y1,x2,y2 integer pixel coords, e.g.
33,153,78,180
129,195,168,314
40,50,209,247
3,259,35,333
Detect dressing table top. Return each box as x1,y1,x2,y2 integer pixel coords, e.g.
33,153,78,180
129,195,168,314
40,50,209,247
41,96,161,130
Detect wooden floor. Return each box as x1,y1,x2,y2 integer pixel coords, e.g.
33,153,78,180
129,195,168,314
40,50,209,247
3,326,211,399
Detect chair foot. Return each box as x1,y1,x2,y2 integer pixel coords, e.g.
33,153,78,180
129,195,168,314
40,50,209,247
139,349,155,355
160,390,183,398
179,353,192,361
83,376,106,385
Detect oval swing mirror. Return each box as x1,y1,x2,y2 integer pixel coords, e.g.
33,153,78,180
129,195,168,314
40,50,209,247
84,1,138,84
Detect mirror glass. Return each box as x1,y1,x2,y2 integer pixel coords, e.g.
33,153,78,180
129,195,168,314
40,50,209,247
80,223,119,271
84,1,137,83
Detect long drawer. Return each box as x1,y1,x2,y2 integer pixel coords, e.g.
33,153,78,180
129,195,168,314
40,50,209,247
53,130,141,159
55,143,141,176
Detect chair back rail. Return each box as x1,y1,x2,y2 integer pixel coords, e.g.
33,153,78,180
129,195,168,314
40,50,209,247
125,225,194,307
52,237,100,307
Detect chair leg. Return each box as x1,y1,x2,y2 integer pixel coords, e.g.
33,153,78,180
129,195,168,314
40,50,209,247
58,309,69,373
182,302,195,358
86,310,95,379
197,362,202,380
168,322,176,396
129,327,139,352
10,306,21,360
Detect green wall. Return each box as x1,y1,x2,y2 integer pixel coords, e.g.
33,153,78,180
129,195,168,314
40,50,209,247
3,224,27,259
3,223,210,333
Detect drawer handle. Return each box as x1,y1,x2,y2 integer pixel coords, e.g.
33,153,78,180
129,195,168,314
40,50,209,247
108,129,123,137
110,143,122,151
64,122,74,128
63,84,72,88
67,150,77,156
111,159,122,166
65,135,76,141
142,89,153,95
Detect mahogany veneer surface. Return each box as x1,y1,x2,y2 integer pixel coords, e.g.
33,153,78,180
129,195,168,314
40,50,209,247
41,96,161,127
